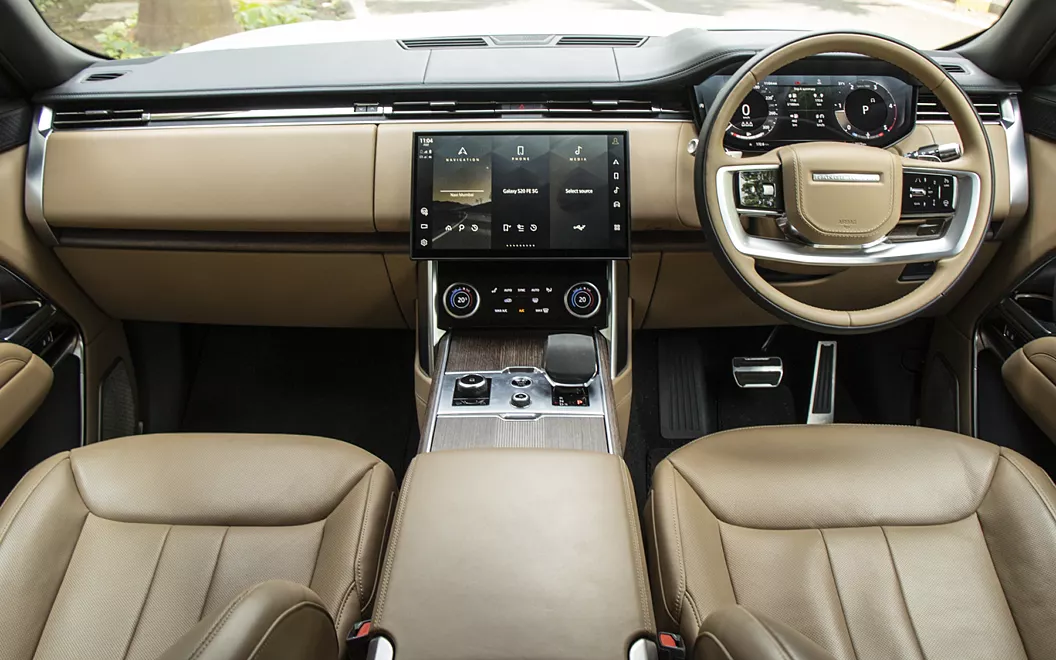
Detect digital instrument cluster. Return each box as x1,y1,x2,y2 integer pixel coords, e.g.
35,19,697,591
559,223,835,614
694,74,916,151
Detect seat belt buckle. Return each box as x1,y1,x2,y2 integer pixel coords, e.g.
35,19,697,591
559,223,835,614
658,632,686,660
346,620,372,660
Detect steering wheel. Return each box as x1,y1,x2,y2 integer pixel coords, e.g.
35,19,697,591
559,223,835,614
696,32,995,333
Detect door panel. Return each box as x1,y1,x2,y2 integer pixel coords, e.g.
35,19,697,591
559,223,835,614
0,342,52,447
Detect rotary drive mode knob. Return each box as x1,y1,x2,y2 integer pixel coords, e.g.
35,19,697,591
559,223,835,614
564,282,602,319
443,283,479,319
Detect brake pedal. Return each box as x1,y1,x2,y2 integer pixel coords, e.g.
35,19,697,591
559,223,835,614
732,356,783,389
807,341,837,424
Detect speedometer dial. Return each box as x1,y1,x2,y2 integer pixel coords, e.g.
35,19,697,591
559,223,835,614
727,86,778,141
835,81,898,141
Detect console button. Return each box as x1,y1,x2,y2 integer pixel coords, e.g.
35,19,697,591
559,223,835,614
565,282,602,319
443,283,480,318
511,376,532,388
511,392,531,408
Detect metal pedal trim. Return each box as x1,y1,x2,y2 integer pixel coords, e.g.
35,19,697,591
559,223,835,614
732,356,783,389
807,341,837,425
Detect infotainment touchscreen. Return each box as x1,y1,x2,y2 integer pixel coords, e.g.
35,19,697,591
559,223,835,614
411,132,629,259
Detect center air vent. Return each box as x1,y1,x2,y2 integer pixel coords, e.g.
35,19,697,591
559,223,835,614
556,36,645,47
916,92,1003,123
83,71,128,82
53,109,147,128
389,98,689,120
400,37,488,49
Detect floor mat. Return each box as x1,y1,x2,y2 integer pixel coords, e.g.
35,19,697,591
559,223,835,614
180,326,420,481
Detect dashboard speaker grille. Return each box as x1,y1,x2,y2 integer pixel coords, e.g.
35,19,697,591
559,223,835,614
100,359,137,441
916,92,1003,123
400,37,488,49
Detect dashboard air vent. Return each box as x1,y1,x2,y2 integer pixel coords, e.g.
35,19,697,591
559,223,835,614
400,37,488,49
389,99,689,120
83,71,128,82
940,63,967,74
53,109,147,128
556,35,646,47
916,93,1003,123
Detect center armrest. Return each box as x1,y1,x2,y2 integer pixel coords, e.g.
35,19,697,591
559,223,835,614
372,449,655,660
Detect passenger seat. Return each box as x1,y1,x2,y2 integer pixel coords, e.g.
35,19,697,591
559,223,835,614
0,433,396,660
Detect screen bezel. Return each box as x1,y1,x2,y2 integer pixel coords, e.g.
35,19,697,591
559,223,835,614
410,131,630,261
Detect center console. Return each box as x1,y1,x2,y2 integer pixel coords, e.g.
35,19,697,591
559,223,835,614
412,131,633,455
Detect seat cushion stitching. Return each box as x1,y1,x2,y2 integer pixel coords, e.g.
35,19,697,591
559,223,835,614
668,464,688,626
819,528,860,660
619,461,652,629
740,607,796,660
1000,452,1056,524
121,524,172,660
248,602,335,660
198,526,230,621
372,459,417,626
353,466,377,611
698,632,736,660
648,495,680,628
0,456,70,546
714,517,738,604
973,511,1031,659
879,526,927,659
189,583,259,660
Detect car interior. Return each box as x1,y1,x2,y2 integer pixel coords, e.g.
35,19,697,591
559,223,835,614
1,0,1056,658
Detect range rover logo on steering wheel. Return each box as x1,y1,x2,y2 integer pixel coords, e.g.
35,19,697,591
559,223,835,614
812,172,882,182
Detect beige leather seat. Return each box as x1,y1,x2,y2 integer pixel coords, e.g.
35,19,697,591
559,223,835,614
0,433,396,660
645,424,1056,660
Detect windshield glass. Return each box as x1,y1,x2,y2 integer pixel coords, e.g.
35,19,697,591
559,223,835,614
32,0,1009,59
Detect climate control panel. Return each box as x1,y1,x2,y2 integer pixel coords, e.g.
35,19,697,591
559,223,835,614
435,261,609,330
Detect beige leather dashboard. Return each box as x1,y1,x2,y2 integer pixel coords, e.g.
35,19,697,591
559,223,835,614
40,119,1022,329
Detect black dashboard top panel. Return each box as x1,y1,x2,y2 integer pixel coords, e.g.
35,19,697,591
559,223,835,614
36,29,1019,105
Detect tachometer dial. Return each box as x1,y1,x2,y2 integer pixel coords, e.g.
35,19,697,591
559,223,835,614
835,81,898,141
727,86,778,141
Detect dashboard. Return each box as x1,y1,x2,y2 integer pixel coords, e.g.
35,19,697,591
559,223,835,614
694,73,916,152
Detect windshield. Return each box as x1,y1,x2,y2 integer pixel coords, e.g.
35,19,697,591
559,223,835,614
32,0,1009,59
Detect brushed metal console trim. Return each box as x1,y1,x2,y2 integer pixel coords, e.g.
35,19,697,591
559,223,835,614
25,106,58,246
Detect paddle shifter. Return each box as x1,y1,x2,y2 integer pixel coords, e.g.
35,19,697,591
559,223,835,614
544,334,598,409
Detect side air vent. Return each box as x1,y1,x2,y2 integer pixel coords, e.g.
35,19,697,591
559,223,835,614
940,63,967,74
556,35,646,47
916,92,1003,123
389,99,689,120
83,70,128,82
53,109,147,128
400,36,488,49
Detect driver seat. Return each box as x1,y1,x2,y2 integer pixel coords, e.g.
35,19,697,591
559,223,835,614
645,424,1056,660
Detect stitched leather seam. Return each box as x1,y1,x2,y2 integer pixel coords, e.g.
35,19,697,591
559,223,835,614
620,463,652,629
354,466,377,610
713,516,737,604
121,524,172,660
683,590,702,632
248,602,335,660
741,607,796,660
372,459,417,626
648,496,679,628
819,529,860,660
1000,452,1056,525
973,512,1031,659
0,456,70,548
360,491,396,612
879,526,927,659
189,584,258,660
0,356,28,387
198,526,230,621
698,632,735,660
668,464,688,625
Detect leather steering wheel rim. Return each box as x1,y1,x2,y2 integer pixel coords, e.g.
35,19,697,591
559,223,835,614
695,31,995,334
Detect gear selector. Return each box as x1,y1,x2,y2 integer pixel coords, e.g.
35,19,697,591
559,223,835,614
544,334,598,387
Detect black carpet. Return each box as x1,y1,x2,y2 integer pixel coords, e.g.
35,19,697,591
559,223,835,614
180,326,420,481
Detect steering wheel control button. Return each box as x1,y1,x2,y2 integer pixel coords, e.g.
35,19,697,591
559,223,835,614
565,282,602,319
453,373,490,406
510,392,531,408
510,376,532,388
902,173,955,215
736,170,782,212
443,283,480,319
